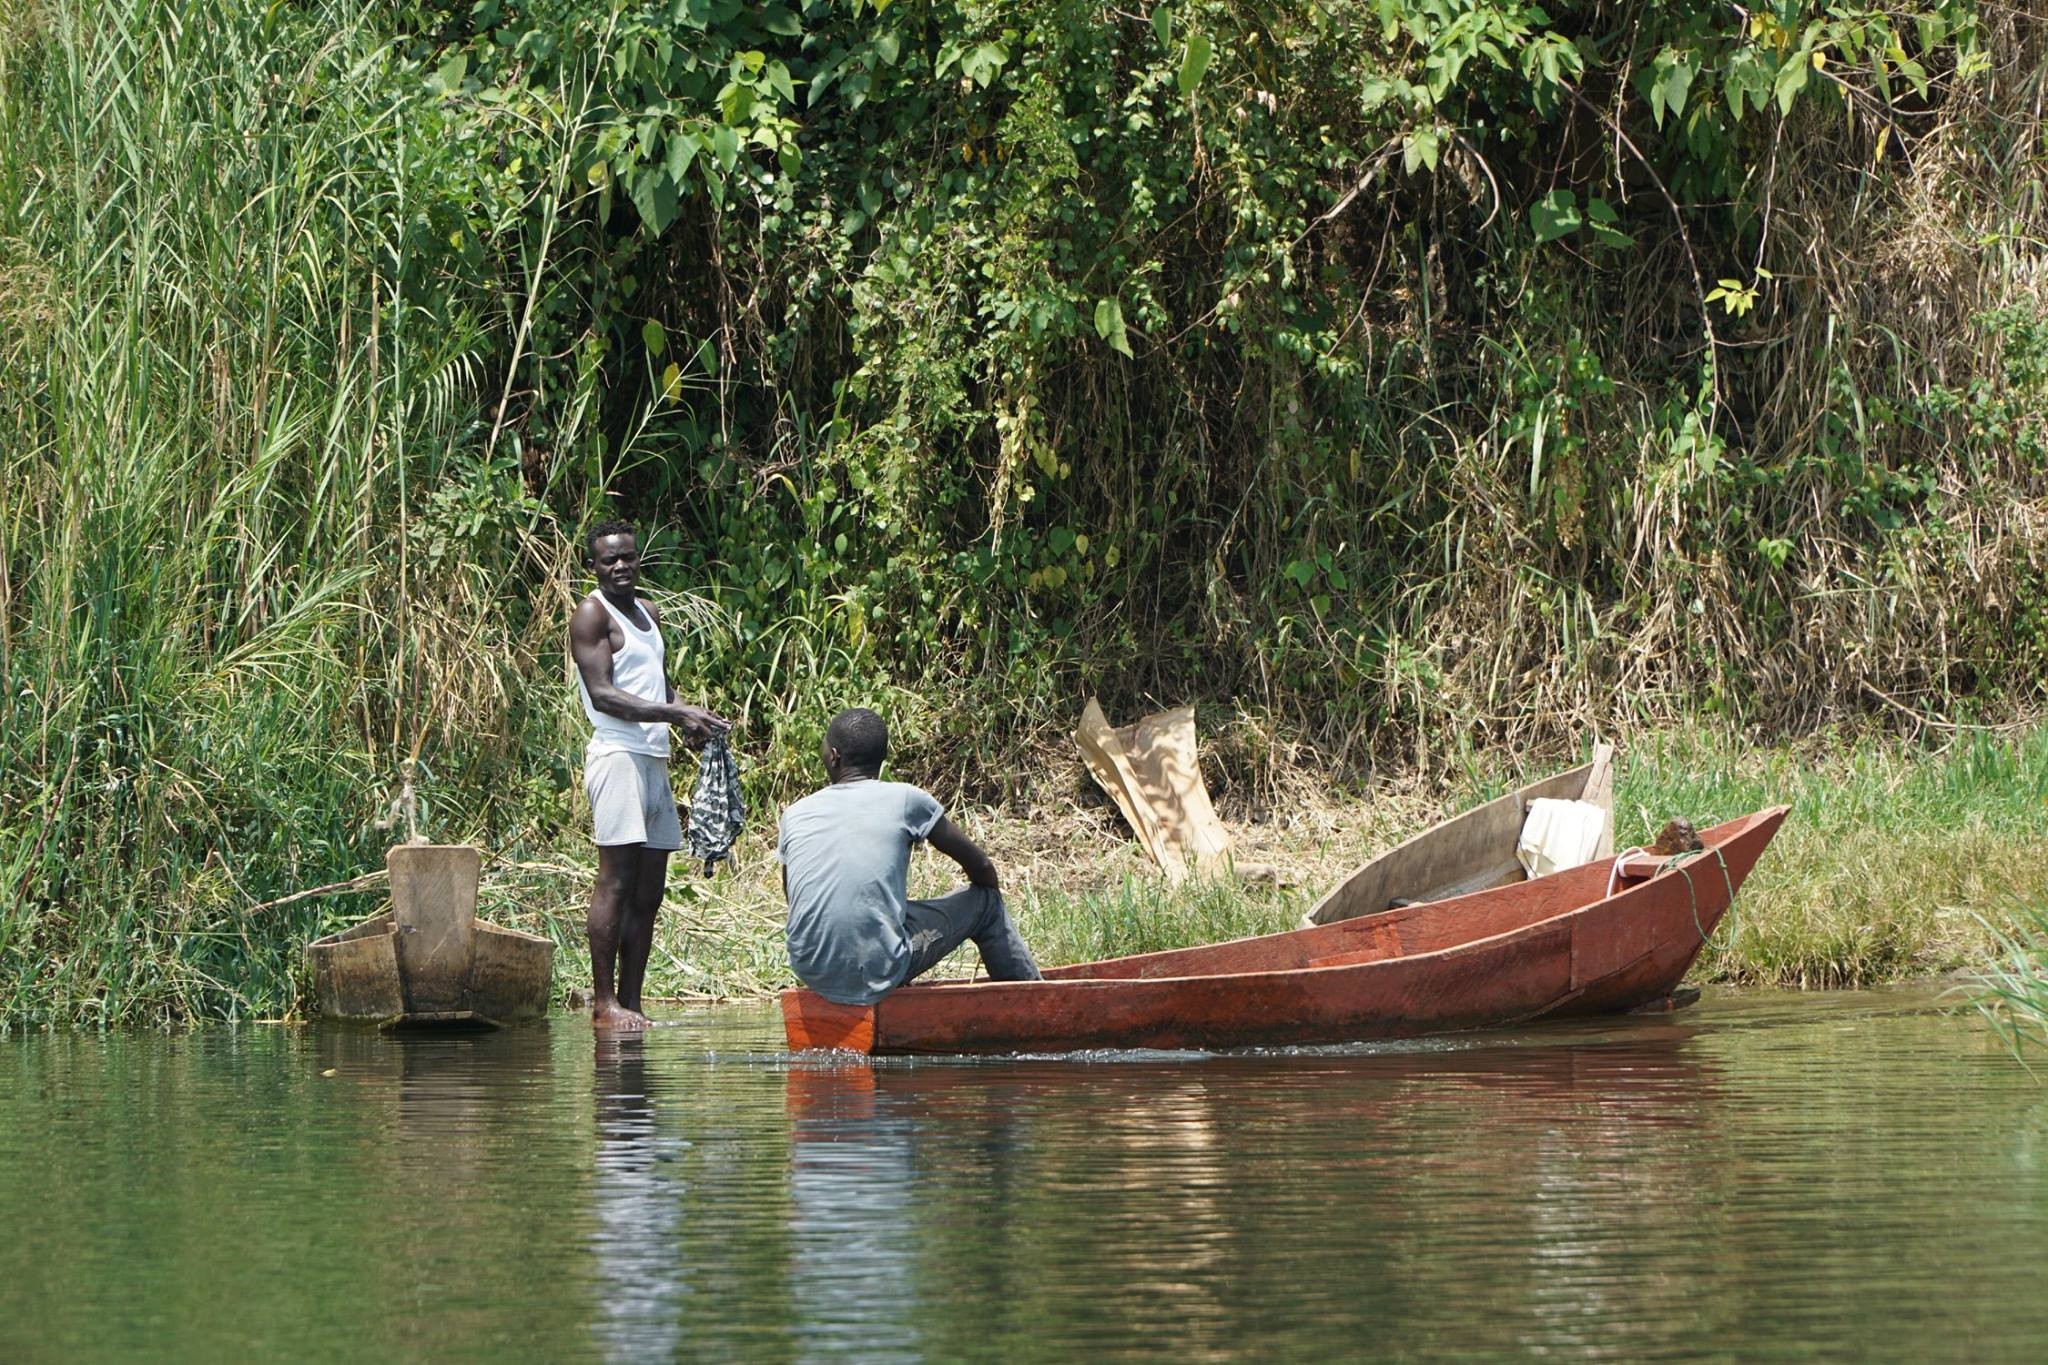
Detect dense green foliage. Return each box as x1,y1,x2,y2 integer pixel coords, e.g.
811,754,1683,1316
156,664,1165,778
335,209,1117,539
2,0,2044,1022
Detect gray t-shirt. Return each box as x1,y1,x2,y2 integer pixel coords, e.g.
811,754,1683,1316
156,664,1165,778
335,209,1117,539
778,780,945,1006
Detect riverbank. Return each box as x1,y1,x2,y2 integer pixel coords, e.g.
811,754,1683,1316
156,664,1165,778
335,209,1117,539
9,1,2048,1029
501,723,2048,1010
6,721,2045,1029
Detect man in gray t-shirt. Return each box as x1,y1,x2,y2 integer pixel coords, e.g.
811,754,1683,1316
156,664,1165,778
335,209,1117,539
779,708,1041,1006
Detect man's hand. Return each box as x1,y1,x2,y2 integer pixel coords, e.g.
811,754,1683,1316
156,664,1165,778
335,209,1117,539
669,703,730,749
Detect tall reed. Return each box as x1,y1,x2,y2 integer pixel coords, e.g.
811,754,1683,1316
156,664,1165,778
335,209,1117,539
1973,903,2048,1052
0,0,588,1023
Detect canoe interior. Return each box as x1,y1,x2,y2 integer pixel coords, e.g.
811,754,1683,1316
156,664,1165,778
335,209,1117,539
1304,745,1614,927
308,922,407,1022
1044,807,1747,986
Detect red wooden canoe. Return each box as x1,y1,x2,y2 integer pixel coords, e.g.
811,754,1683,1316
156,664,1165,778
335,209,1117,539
782,806,1788,1055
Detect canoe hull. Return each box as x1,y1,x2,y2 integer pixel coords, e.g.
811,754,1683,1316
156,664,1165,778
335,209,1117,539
307,920,554,1028
782,806,1785,1056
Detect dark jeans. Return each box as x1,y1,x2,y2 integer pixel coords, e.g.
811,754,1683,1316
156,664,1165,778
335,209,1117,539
900,886,1042,986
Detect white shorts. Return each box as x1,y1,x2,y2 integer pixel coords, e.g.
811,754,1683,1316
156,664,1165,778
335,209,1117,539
584,749,683,850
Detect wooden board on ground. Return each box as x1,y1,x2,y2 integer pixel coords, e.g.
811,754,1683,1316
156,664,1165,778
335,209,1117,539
1076,700,1232,882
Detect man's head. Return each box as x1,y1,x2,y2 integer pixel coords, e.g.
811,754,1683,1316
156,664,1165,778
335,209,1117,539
586,519,639,597
822,708,888,782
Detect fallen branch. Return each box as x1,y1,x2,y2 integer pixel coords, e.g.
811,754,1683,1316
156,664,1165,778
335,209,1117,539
244,869,388,915
1859,681,2037,735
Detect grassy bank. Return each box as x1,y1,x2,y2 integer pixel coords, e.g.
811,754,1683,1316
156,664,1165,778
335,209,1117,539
471,722,2048,1012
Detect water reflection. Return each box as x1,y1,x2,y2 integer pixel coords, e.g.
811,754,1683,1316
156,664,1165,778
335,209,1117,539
590,1032,688,1360
784,1063,923,1361
771,1034,1720,1358
8,994,2047,1359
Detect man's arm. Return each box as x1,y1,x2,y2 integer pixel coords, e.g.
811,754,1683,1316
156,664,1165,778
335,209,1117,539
645,601,727,744
926,816,999,890
570,598,725,739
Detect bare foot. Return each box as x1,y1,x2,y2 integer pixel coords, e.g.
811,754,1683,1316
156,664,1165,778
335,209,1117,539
591,1001,649,1031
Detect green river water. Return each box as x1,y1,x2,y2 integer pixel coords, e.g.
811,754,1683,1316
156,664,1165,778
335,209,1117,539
3,988,2046,1361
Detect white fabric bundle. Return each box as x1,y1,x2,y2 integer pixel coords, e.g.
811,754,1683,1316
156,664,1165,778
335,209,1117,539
1517,798,1609,879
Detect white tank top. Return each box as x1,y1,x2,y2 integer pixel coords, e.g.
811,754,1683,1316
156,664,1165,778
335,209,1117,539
579,591,670,758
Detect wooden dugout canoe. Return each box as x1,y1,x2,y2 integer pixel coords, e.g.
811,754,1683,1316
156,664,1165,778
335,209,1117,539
1300,743,1616,928
306,844,553,1030
781,806,1787,1056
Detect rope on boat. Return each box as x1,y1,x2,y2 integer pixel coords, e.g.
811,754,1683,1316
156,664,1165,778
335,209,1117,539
1660,845,1737,945
1605,843,1738,945
1605,848,1644,900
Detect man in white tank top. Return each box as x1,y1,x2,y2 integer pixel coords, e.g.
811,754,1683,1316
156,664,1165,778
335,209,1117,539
569,520,729,1030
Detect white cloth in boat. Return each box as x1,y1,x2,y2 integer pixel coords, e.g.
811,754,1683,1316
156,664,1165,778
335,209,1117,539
1517,798,1608,879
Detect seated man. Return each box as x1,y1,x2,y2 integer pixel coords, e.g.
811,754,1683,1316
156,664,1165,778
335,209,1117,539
779,708,1041,1005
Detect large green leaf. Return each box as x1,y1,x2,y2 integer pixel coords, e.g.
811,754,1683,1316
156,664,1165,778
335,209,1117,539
1531,189,1581,244
1775,51,1811,115
1093,298,1133,357
630,168,679,235
664,130,699,184
1179,32,1213,96
758,4,801,37
1401,126,1440,174
1584,196,1630,249
1648,48,1697,129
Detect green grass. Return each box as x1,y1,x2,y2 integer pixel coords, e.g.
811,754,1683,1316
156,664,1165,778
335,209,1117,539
1615,728,2048,987
1014,876,1304,967
1972,902,2048,1053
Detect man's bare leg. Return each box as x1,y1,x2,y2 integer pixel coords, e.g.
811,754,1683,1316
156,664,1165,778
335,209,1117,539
617,847,669,1015
589,843,649,1030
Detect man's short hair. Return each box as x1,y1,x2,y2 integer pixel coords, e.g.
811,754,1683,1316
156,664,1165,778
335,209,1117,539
586,518,637,558
826,708,889,770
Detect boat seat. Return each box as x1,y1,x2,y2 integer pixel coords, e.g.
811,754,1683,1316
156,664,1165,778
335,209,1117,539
1613,849,1689,880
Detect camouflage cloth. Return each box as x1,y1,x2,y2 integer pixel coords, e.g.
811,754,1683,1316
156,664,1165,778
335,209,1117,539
686,733,746,875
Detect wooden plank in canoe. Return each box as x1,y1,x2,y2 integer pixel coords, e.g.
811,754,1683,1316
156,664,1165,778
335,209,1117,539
388,844,480,1015
1302,742,1616,927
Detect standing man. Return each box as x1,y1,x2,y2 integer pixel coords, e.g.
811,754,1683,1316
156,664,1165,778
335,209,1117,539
779,708,1041,1006
570,519,728,1030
